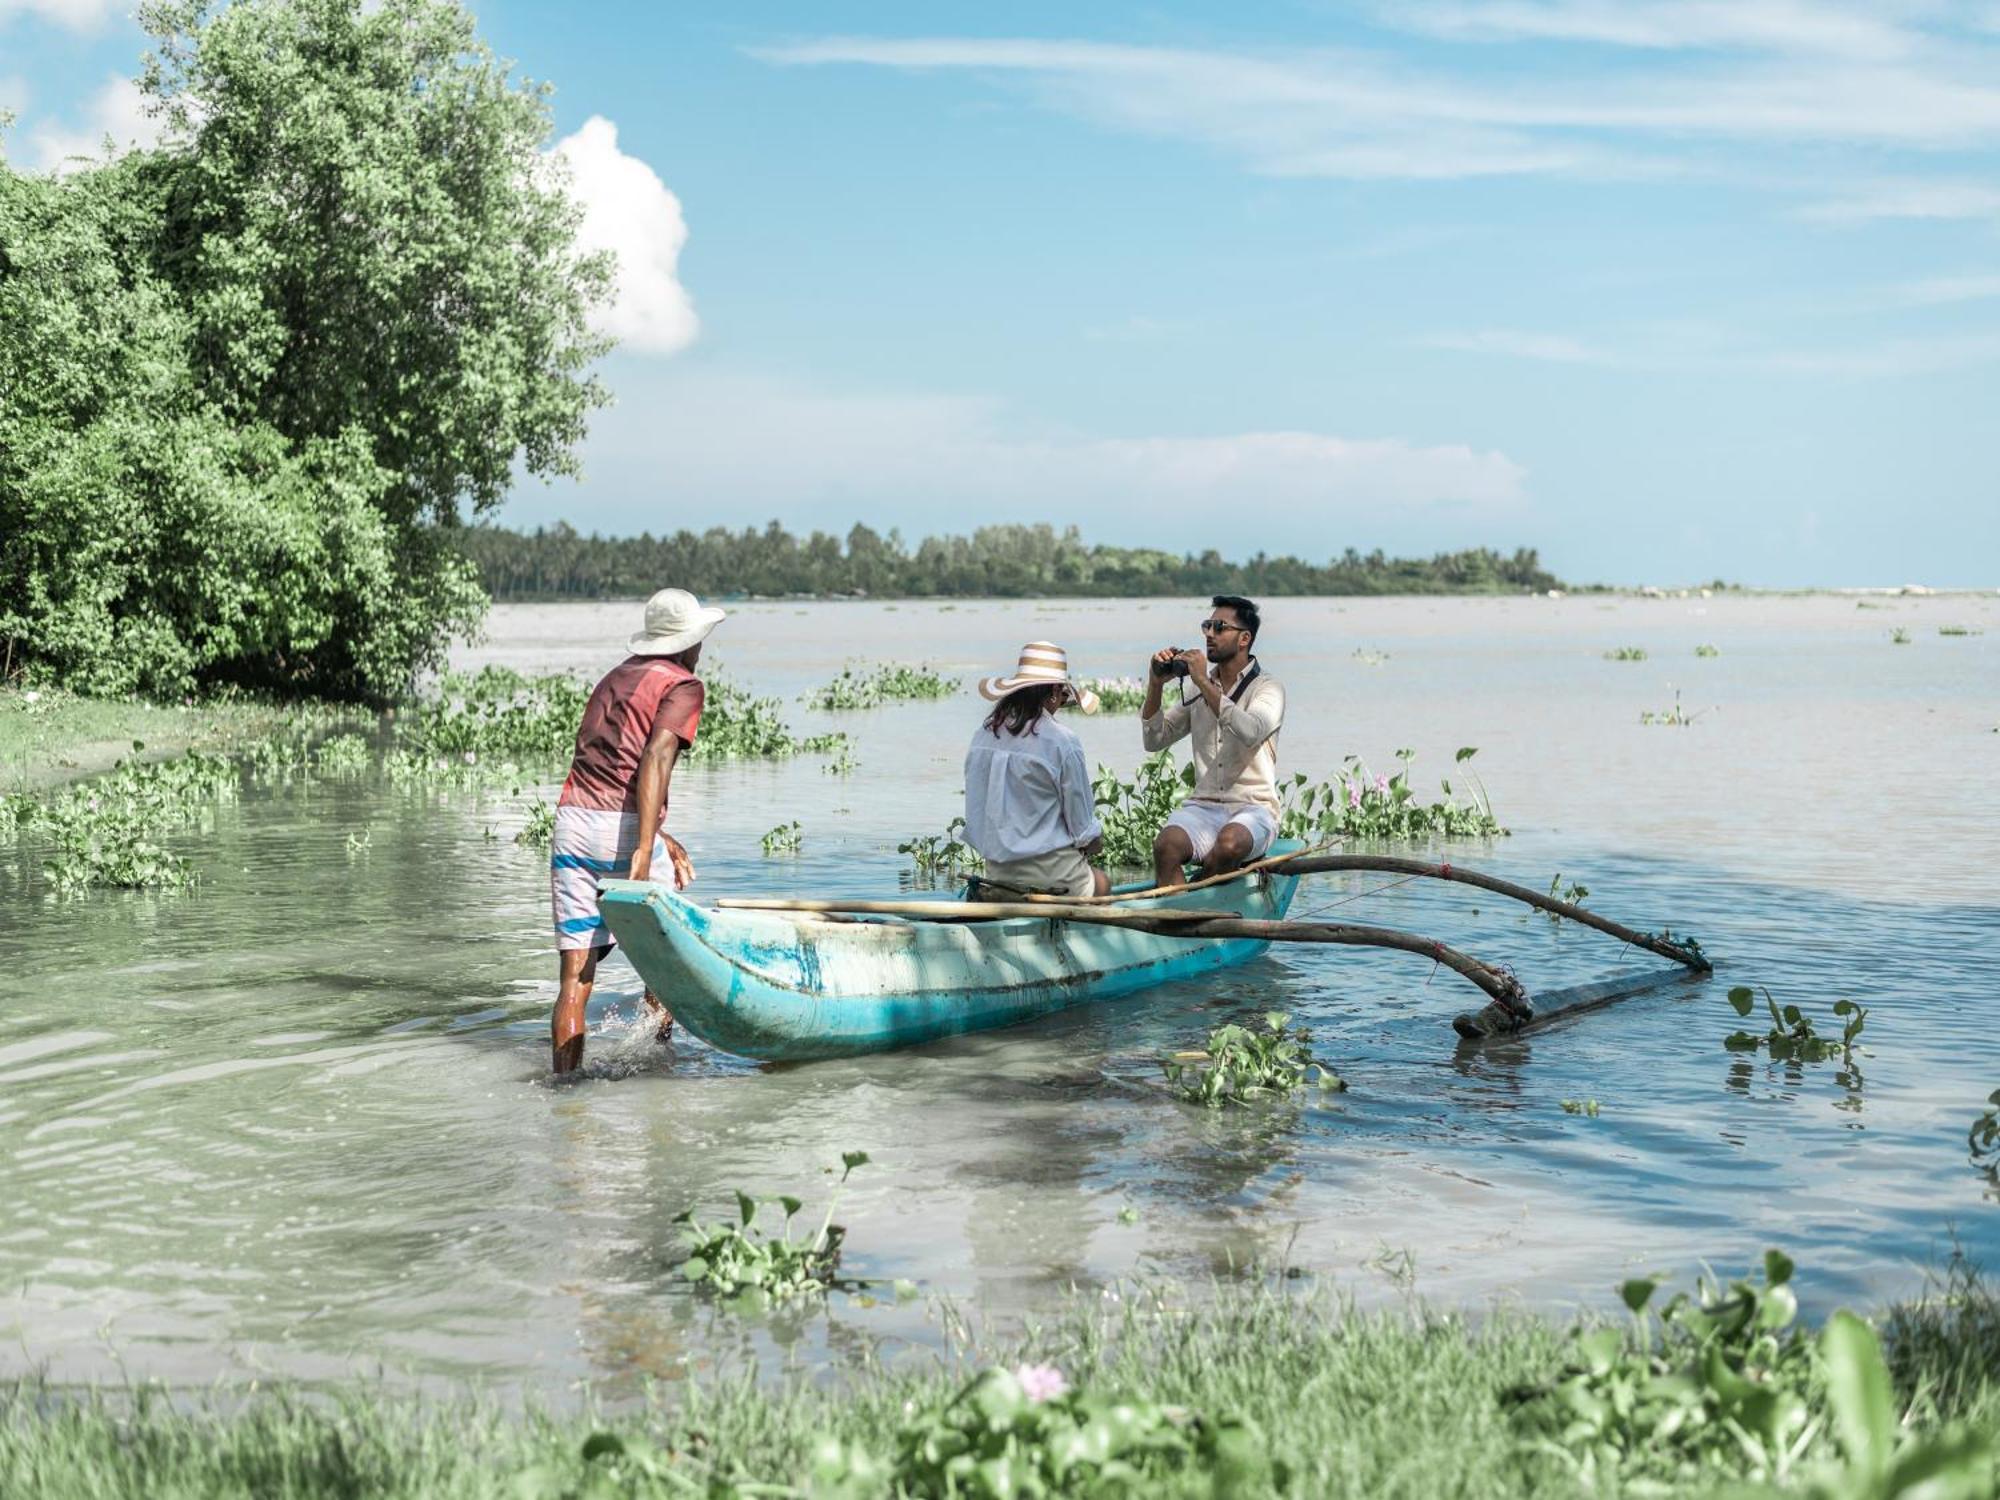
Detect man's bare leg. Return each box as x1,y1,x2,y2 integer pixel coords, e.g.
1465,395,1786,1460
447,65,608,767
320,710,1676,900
1152,825,1195,890
552,945,606,1074
1200,823,1255,880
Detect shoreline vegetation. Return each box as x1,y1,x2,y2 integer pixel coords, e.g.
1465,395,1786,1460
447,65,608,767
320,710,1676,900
3,1253,1994,1498
458,521,1570,602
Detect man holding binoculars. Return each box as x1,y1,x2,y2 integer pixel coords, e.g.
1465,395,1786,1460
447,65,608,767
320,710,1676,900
1140,594,1287,890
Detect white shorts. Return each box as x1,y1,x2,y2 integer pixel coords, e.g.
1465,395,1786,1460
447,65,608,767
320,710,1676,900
1162,802,1278,864
551,806,666,952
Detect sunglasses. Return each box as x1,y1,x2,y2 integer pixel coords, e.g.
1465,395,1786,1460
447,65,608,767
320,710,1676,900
1199,620,1246,635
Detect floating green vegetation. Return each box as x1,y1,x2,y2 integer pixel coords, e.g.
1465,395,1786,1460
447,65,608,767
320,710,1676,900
1078,674,1148,713
515,798,555,849
1163,1012,1346,1110
1890,628,1913,645
1640,689,1708,726
1604,646,1649,661
806,662,960,710
1939,625,1983,637
760,820,803,856
673,1152,870,1305
1970,1091,2000,1194
1092,750,1189,867
1508,1250,1995,1495
818,736,859,775
1545,872,1590,913
1725,986,1867,1065
898,816,984,878
1278,747,1505,842
2,749,237,894
693,674,820,762
1694,643,1721,657
312,732,373,776
1855,599,1890,610
1351,647,1391,666
1560,1098,1601,1117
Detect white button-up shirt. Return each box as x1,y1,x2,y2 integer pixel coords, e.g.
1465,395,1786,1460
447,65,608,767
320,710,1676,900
962,714,1103,863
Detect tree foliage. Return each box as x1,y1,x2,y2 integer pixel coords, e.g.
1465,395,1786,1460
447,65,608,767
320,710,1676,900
460,520,1566,601
0,0,610,701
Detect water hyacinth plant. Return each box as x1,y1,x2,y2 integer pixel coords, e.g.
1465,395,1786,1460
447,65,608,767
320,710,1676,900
1604,646,1648,661
898,816,984,878
1725,986,1867,1064
673,1151,870,1305
1163,1012,1346,1109
1694,643,1721,657
1076,675,1148,713
1091,750,1190,867
806,662,960,710
4,749,239,893
761,819,803,856
515,798,555,848
1278,747,1504,842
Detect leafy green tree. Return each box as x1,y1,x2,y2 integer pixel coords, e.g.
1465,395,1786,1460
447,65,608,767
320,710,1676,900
0,0,611,700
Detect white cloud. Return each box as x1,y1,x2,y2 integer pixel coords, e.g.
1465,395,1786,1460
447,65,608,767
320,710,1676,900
0,0,120,31
1892,273,2000,306
19,74,160,173
1799,179,2000,222
1391,2,1919,60
757,26,2000,183
1428,322,2000,377
549,367,1525,548
551,116,698,356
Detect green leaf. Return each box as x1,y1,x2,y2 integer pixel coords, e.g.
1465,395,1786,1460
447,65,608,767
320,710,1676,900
1455,746,1478,762
841,1150,871,1173
580,1432,625,1462
1727,987,1755,1016
777,1194,803,1219
735,1190,757,1227
1619,1276,1660,1313
1763,1248,1795,1287
1821,1310,1896,1477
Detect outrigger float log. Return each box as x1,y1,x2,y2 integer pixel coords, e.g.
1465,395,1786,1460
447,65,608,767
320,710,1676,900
594,840,1712,1063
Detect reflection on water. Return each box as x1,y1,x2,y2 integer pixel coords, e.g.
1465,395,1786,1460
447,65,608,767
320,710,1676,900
1,592,1996,1392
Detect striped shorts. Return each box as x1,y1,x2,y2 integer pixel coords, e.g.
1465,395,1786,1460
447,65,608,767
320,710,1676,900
550,806,666,952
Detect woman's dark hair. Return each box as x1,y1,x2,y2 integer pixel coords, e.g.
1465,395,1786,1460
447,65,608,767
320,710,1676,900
1212,594,1261,644
984,683,1066,736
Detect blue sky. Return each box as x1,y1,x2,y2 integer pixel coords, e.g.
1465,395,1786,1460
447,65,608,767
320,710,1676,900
5,1,1998,586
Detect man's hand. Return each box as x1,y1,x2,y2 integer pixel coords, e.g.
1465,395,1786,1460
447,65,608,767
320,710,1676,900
664,834,696,890
1079,834,1104,858
1176,648,1208,682
1149,647,1181,678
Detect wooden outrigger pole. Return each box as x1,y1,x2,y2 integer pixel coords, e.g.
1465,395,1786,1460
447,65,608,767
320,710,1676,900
727,849,1713,1045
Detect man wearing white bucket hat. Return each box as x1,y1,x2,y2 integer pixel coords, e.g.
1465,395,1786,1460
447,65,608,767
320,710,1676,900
961,641,1110,899
548,587,727,1074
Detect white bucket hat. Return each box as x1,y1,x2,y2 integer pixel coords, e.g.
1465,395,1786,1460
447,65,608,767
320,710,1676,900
978,641,1100,714
628,588,727,657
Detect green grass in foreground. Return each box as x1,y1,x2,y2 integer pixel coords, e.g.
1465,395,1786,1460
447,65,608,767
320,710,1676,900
4,1258,1995,1499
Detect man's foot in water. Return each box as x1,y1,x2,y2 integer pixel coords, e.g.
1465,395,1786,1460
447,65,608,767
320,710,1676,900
643,991,675,1042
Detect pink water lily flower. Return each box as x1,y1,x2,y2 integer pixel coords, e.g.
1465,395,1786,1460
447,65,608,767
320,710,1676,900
1347,784,1363,808
1014,1363,1068,1403
1374,773,1391,795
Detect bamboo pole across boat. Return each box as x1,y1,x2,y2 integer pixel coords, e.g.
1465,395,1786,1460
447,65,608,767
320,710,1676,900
712,896,1528,1010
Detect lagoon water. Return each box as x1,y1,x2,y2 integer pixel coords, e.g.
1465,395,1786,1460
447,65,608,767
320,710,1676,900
2,592,1997,1396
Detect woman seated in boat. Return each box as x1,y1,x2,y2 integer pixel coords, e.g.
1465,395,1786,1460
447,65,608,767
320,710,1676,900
963,642,1111,899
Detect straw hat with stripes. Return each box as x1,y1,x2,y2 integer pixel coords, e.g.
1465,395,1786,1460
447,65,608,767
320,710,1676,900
977,641,1100,714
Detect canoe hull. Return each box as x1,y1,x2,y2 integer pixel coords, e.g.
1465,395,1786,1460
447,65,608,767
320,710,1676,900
596,856,1302,1061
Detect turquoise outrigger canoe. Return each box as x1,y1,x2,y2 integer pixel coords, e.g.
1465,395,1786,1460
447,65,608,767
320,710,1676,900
595,841,1305,1061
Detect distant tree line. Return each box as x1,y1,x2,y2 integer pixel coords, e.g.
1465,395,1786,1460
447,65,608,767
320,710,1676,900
458,521,1565,601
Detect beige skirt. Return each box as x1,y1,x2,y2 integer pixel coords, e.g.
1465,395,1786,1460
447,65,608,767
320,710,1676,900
980,845,1094,898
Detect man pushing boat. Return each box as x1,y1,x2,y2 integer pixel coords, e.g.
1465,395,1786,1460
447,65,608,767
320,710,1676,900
1142,595,1286,890
549,587,724,1074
